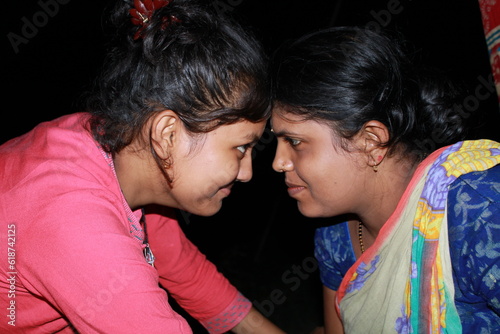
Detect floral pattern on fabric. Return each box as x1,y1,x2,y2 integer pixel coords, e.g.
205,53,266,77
314,165,500,333
447,163,500,332
314,222,354,291
345,256,380,294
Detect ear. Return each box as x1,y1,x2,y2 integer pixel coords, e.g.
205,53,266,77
355,120,390,167
150,110,178,160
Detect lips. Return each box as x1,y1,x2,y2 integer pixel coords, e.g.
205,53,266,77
285,180,306,196
219,187,231,197
218,183,234,197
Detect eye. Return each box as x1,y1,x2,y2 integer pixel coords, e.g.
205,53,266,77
285,137,302,147
236,144,249,154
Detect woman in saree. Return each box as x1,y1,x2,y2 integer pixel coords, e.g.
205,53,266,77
270,26,500,333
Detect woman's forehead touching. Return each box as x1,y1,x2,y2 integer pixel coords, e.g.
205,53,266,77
271,110,308,135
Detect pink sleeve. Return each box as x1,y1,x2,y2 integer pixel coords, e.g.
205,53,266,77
146,208,252,333
19,194,192,334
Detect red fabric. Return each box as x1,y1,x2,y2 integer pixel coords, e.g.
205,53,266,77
479,0,500,100
0,113,250,333
146,208,252,331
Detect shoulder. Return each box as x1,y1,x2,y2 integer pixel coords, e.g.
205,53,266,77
447,164,500,288
314,222,355,274
1,112,91,150
448,163,500,226
314,222,356,291
2,113,125,236
446,164,500,333
315,222,350,249
2,112,115,192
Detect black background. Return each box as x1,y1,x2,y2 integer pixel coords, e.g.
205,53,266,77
3,0,500,333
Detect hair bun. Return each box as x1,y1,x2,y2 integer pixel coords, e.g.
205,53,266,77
129,0,180,40
411,68,467,152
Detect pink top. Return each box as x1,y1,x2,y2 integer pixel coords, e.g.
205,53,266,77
0,113,251,333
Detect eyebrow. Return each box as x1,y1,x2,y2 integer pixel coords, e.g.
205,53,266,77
269,119,301,138
271,129,301,138
244,132,262,145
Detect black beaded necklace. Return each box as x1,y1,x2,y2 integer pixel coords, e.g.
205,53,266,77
358,221,365,254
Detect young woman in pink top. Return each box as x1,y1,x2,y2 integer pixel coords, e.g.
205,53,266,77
0,0,284,333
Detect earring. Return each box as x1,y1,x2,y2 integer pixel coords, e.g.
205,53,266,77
159,156,174,183
372,155,382,173
162,155,173,170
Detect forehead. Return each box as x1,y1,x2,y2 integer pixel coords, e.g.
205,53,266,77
271,109,344,148
210,120,266,141
270,109,322,133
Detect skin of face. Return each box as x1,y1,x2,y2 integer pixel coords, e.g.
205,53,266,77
271,111,368,218
166,119,267,216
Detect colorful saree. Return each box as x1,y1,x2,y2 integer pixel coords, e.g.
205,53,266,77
336,140,500,333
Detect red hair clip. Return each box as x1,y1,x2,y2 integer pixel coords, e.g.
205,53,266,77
130,0,180,40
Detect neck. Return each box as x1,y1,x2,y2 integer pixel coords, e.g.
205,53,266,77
357,157,418,240
113,145,161,211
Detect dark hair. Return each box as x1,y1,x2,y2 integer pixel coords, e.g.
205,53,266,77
271,26,466,162
85,0,270,154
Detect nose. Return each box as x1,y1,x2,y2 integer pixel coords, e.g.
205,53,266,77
272,141,293,173
236,153,253,182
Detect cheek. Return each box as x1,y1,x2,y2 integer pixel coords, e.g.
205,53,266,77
295,154,328,186
301,158,347,204
208,157,240,184
192,156,240,195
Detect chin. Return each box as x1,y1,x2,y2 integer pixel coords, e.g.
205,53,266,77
297,202,330,218
189,202,223,217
